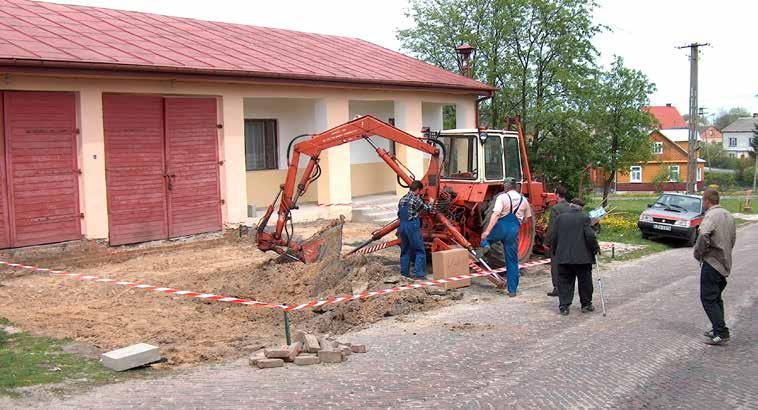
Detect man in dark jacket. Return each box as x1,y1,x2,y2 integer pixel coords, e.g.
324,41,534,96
546,185,572,297
546,198,600,315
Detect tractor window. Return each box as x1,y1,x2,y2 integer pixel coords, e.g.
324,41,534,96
438,135,478,180
483,137,504,180
503,137,522,181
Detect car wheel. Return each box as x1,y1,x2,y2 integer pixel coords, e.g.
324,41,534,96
686,228,698,247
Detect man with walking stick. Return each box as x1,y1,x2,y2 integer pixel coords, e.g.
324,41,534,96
546,198,601,316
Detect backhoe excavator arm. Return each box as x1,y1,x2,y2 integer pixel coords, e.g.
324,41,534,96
256,115,442,261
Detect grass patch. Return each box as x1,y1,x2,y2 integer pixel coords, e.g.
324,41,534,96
0,319,123,397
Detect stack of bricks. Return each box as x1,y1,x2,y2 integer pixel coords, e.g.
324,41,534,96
249,331,367,369
431,247,471,290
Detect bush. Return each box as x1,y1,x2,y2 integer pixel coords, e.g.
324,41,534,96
704,172,737,190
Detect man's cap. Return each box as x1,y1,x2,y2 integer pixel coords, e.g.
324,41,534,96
504,177,518,186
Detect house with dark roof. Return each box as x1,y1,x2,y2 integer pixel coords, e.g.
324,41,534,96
0,0,493,248
722,115,757,159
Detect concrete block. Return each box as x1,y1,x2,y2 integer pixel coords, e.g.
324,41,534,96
303,334,320,353
318,349,345,363
350,344,368,353
294,355,320,365
256,358,284,369
340,346,352,356
101,343,161,372
431,247,471,290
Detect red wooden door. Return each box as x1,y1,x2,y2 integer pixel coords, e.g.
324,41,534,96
164,98,222,238
0,93,10,248
3,91,81,247
103,94,168,246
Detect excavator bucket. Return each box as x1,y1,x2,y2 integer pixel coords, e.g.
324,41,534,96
297,217,344,263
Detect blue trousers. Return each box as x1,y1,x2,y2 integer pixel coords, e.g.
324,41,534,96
399,218,426,278
481,215,520,293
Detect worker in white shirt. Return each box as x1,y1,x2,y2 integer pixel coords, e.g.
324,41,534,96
480,177,532,297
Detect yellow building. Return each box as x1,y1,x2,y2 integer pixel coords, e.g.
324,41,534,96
616,130,705,192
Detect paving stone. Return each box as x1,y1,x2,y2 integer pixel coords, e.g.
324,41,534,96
101,343,161,372
303,334,320,353
263,346,289,359
287,342,302,362
318,349,345,363
294,355,320,366
350,344,368,353
256,358,284,369
248,353,266,367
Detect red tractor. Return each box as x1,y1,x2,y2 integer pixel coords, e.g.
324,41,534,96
256,115,555,283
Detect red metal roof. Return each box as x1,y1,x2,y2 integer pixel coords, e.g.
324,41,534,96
0,0,493,93
643,105,688,129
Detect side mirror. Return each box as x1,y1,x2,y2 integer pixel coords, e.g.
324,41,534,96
647,203,653,208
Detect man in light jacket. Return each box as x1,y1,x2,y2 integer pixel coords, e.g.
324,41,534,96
693,189,737,346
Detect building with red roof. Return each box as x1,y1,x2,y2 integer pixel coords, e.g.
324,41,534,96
0,0,493,248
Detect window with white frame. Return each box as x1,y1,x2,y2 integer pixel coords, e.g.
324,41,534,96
697,166,702,182
728,137,737,147
652,141,663,155
668,165,680,182
630,166,642,183
728,152,737,158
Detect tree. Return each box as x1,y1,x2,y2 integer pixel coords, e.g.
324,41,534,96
713,107,750,130
752,121,758,192
587,56,656,207
398,0,605,188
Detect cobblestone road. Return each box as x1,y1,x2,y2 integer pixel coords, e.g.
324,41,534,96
10,224,758,409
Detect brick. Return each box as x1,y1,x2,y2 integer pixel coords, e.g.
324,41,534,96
350,344,368,353
318,349,345,363
101,343,161,372
303,334,320,353
431,247,471,290
294,355,320,365
256,358,284,369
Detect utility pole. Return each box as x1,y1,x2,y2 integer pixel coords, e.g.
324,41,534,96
678,42,709,193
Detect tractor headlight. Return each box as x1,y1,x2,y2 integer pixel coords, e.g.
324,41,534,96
639,214,653,222
674,220,689,227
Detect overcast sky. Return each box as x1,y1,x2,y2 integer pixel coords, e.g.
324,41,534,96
46,0,758,118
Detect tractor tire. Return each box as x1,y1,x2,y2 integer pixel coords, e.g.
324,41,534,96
482,200,536,265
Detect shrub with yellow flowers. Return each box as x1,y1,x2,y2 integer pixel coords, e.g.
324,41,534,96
601,213,638,231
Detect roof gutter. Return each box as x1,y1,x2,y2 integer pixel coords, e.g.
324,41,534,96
0,58,496,96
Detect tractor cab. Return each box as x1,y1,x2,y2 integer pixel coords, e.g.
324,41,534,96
433,129,523,184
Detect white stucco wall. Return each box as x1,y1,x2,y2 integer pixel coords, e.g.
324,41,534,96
244,97,318,168
348,100,394,165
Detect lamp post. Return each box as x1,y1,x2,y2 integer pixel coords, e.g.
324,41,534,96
455,44,476,78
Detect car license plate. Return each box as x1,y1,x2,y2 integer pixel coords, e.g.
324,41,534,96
653,224,672,231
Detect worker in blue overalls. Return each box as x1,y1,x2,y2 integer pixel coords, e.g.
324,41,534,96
397,180,433,279
479,178,531,297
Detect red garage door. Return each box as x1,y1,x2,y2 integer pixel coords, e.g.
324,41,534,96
104,95,221,246
0,91,81,248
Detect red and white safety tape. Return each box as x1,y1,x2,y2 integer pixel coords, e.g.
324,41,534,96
0,257,550,312
0,260,287,310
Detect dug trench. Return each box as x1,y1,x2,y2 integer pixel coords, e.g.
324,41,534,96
0,220,464,368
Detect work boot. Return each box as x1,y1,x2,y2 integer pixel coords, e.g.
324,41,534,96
581,304,595,313
507,291,518,298
474,246,490,260
547,288,559,297
703,330,730,340
704,335,728,346
559,306,570,316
